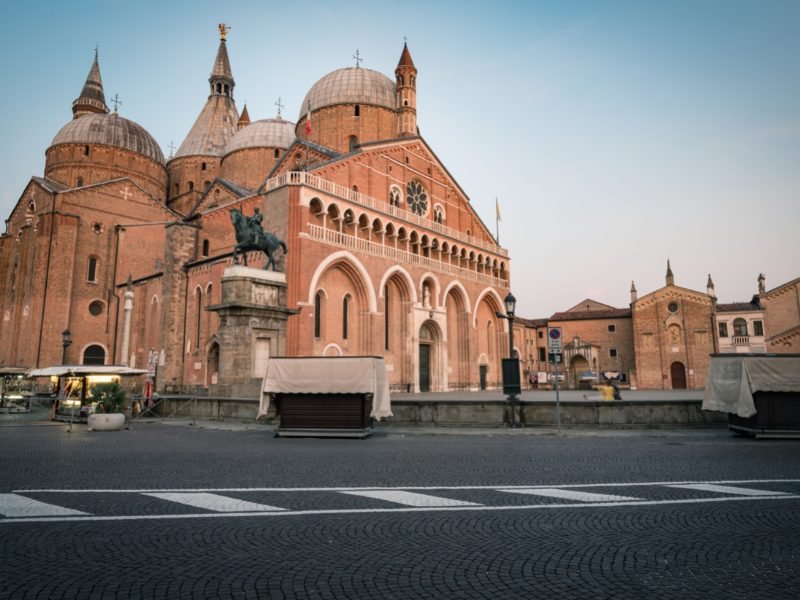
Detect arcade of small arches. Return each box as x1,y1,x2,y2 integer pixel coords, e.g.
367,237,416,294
307,196,508,281
306,251,510,392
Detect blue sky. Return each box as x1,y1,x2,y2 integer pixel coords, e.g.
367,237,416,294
2,0,798,317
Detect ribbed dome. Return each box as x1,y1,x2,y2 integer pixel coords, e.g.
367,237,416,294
224,119,296,155
51,112,164,164
299,67,396,118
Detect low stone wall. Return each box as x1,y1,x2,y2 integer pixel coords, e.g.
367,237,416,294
151,396,726,428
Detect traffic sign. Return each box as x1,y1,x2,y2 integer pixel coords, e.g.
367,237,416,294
548,327,563,353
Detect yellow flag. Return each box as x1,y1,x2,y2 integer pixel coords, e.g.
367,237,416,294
496,198,501,221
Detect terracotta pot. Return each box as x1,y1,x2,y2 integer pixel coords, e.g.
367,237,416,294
88,413,126,431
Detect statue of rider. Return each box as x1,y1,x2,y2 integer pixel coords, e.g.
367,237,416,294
247,207,266,246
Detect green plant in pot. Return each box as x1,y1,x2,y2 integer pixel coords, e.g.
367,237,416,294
91,382,126,414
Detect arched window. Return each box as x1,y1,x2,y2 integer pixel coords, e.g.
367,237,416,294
224,84,229,96
204,181,211,191
87,257,98,283
216,83,222,94
354,105,360,117
201,162,207,171
274,149,280,159
188,181,194,191
733,318,748,337
195,287,203,348
83,145,90,157
76,176,84,188
202,240,210,257
314,291,323,338
349,136,358,151
342,294,351,340
83,345,106,366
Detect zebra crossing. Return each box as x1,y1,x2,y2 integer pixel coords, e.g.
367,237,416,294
2,479,799,524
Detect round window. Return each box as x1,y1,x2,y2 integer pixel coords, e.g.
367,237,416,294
89,301,104,316
667,302,679,314
405,180,428,216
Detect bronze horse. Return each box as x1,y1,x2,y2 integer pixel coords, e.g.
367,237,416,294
229,208,287,270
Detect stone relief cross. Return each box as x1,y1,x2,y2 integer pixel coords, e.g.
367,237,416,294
120,186,132,200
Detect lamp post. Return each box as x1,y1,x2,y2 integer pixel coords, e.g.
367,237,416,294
496,291,520,428
61,329,72,365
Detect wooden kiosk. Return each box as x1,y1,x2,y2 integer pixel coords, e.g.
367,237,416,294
259,357,392,438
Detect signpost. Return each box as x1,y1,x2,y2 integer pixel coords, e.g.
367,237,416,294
548,328,563,434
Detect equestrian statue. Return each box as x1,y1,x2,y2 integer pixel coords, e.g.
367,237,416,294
229,207,287,271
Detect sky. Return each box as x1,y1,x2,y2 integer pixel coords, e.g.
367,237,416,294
1,0,798,318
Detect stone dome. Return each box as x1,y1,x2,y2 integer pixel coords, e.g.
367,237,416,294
50,112,164,164
224,119,296,156
299,67,396,118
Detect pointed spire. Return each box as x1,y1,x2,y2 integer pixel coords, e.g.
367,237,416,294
398,40,415,68
666,260,674,286
630,281,638,303
237,104,250,130
209,25,234,98
706,274,715,298
395,40,418,137
72,49,109,118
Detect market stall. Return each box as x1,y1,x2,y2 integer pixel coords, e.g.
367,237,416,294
27,366,149,423
0,367,33,413
703,354,800,438
259,357,392,438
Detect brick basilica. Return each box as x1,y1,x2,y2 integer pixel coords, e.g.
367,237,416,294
1,31,797,393
0,31,513,393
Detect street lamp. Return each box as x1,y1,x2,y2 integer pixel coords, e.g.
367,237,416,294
496,291,520,427
61,329,72,365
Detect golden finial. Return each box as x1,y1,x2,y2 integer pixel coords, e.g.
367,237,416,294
218,23,230,41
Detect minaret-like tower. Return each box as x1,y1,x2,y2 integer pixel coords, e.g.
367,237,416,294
169,24,239,210
209,24,235,99
237,104,251,130
630,281,638,303
706,274,715,298
395,42,417,137
72,49,109,118
666,260,674,286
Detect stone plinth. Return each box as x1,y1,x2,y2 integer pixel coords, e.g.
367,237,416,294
207,266,295,398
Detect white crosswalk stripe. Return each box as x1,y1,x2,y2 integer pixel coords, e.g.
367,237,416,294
0,493,89,517
144,492,286,512
499,488,640,502
341,490,482,507
667,484,788,496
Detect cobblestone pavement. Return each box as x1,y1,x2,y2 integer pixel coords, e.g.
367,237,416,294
1,421,798,599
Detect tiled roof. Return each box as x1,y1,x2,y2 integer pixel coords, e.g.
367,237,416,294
716,298,762,312
51,113,164,163
224,119,296,155
550,308,632,321
299,67,395,120
175,95,239,158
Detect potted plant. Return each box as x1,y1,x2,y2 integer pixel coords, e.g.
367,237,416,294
87,381,127,431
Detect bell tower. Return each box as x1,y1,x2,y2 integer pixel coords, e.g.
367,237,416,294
395,42,417,137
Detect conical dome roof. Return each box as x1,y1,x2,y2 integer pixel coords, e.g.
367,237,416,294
51,112,164,163
299,67,396,119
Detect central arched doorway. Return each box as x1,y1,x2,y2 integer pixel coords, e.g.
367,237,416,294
670,362,687,389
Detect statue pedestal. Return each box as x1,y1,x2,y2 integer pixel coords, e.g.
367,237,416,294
207,266,295,399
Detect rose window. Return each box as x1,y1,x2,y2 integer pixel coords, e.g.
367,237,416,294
405,180,428,216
